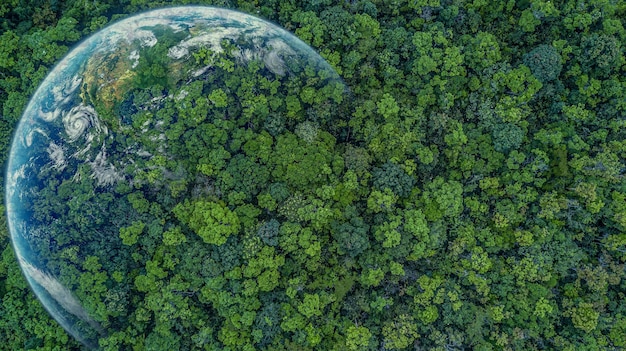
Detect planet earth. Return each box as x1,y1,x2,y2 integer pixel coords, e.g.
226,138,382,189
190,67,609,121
6,6,346,349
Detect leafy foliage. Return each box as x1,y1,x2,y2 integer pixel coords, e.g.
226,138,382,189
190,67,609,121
372,161,415,198
523,44,563,83
0,1,625,350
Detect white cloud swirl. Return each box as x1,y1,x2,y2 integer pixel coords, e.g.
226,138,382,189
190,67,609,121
62,104,100,142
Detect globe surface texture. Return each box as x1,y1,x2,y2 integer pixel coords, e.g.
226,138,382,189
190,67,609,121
6,6,346,348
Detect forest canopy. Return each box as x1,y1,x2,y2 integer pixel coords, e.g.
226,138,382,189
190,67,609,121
1,1,625,351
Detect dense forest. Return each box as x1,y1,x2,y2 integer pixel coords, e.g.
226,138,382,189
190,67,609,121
1,0,625,350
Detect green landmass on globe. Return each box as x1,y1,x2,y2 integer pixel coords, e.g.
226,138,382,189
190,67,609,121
0,1,625,351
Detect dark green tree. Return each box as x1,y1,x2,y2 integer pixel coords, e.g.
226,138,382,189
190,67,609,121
372,161,415,198
523,44,562,83
580,34,622,77
257,219,280,247
332,213,371,258
492,122,524,153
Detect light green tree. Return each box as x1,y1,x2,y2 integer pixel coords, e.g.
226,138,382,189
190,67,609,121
346,325,372,351
382,314,419,350
173,200,240,245
119,221,145,246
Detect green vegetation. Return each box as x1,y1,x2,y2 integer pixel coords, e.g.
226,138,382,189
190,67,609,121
1,1,626,351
